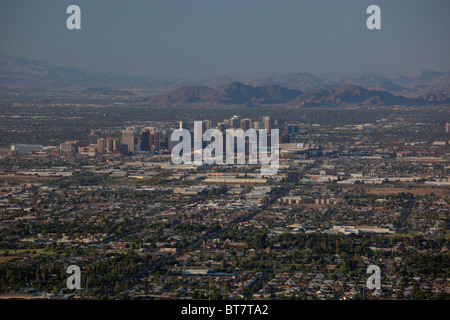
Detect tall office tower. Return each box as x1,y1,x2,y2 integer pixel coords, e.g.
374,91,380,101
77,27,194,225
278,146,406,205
97,138,106,154
216,122,226,132
264,116,273,133
160,135,168,151
106,138,119,152
254,121,261,131
230,115,240,128
141,129,151,151
112,138,119,151
142,129,161,153
240,118,251,131
446,123,450,133
121,129,135,153
202,120,212,133
150,130,161,153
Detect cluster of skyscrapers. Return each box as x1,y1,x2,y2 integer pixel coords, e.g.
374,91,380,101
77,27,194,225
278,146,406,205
213,115,276,134
5,116,325,158
121,128,163,154
63,116,307,157
88,132,120,154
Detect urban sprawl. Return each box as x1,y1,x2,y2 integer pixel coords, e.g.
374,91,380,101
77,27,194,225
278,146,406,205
0,100,449,300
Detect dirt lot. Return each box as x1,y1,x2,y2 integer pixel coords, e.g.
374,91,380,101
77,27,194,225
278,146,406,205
363,186,449,197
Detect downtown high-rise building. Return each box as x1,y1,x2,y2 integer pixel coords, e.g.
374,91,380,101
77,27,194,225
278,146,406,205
254,120,262,131
216,122,226,132
121,129,135,153
240,118,251,131
97,138,105,154
202,120,212,133
151,131,161,153
141,129,150,151
106,138,119,153
141,129,161,153
264,116,273,133
230,115,240,128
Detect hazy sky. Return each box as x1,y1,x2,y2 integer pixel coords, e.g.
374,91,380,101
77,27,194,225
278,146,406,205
0,0,449,78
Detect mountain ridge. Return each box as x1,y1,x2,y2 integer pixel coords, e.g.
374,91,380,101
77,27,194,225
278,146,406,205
147,82,449,106
1,54,449,102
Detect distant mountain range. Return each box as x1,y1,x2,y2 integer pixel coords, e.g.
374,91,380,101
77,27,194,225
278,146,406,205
0,54,91,84
0,54,168,92
1,54,449,106
146,82,302,105
247,70,450,97
147,81,449,107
